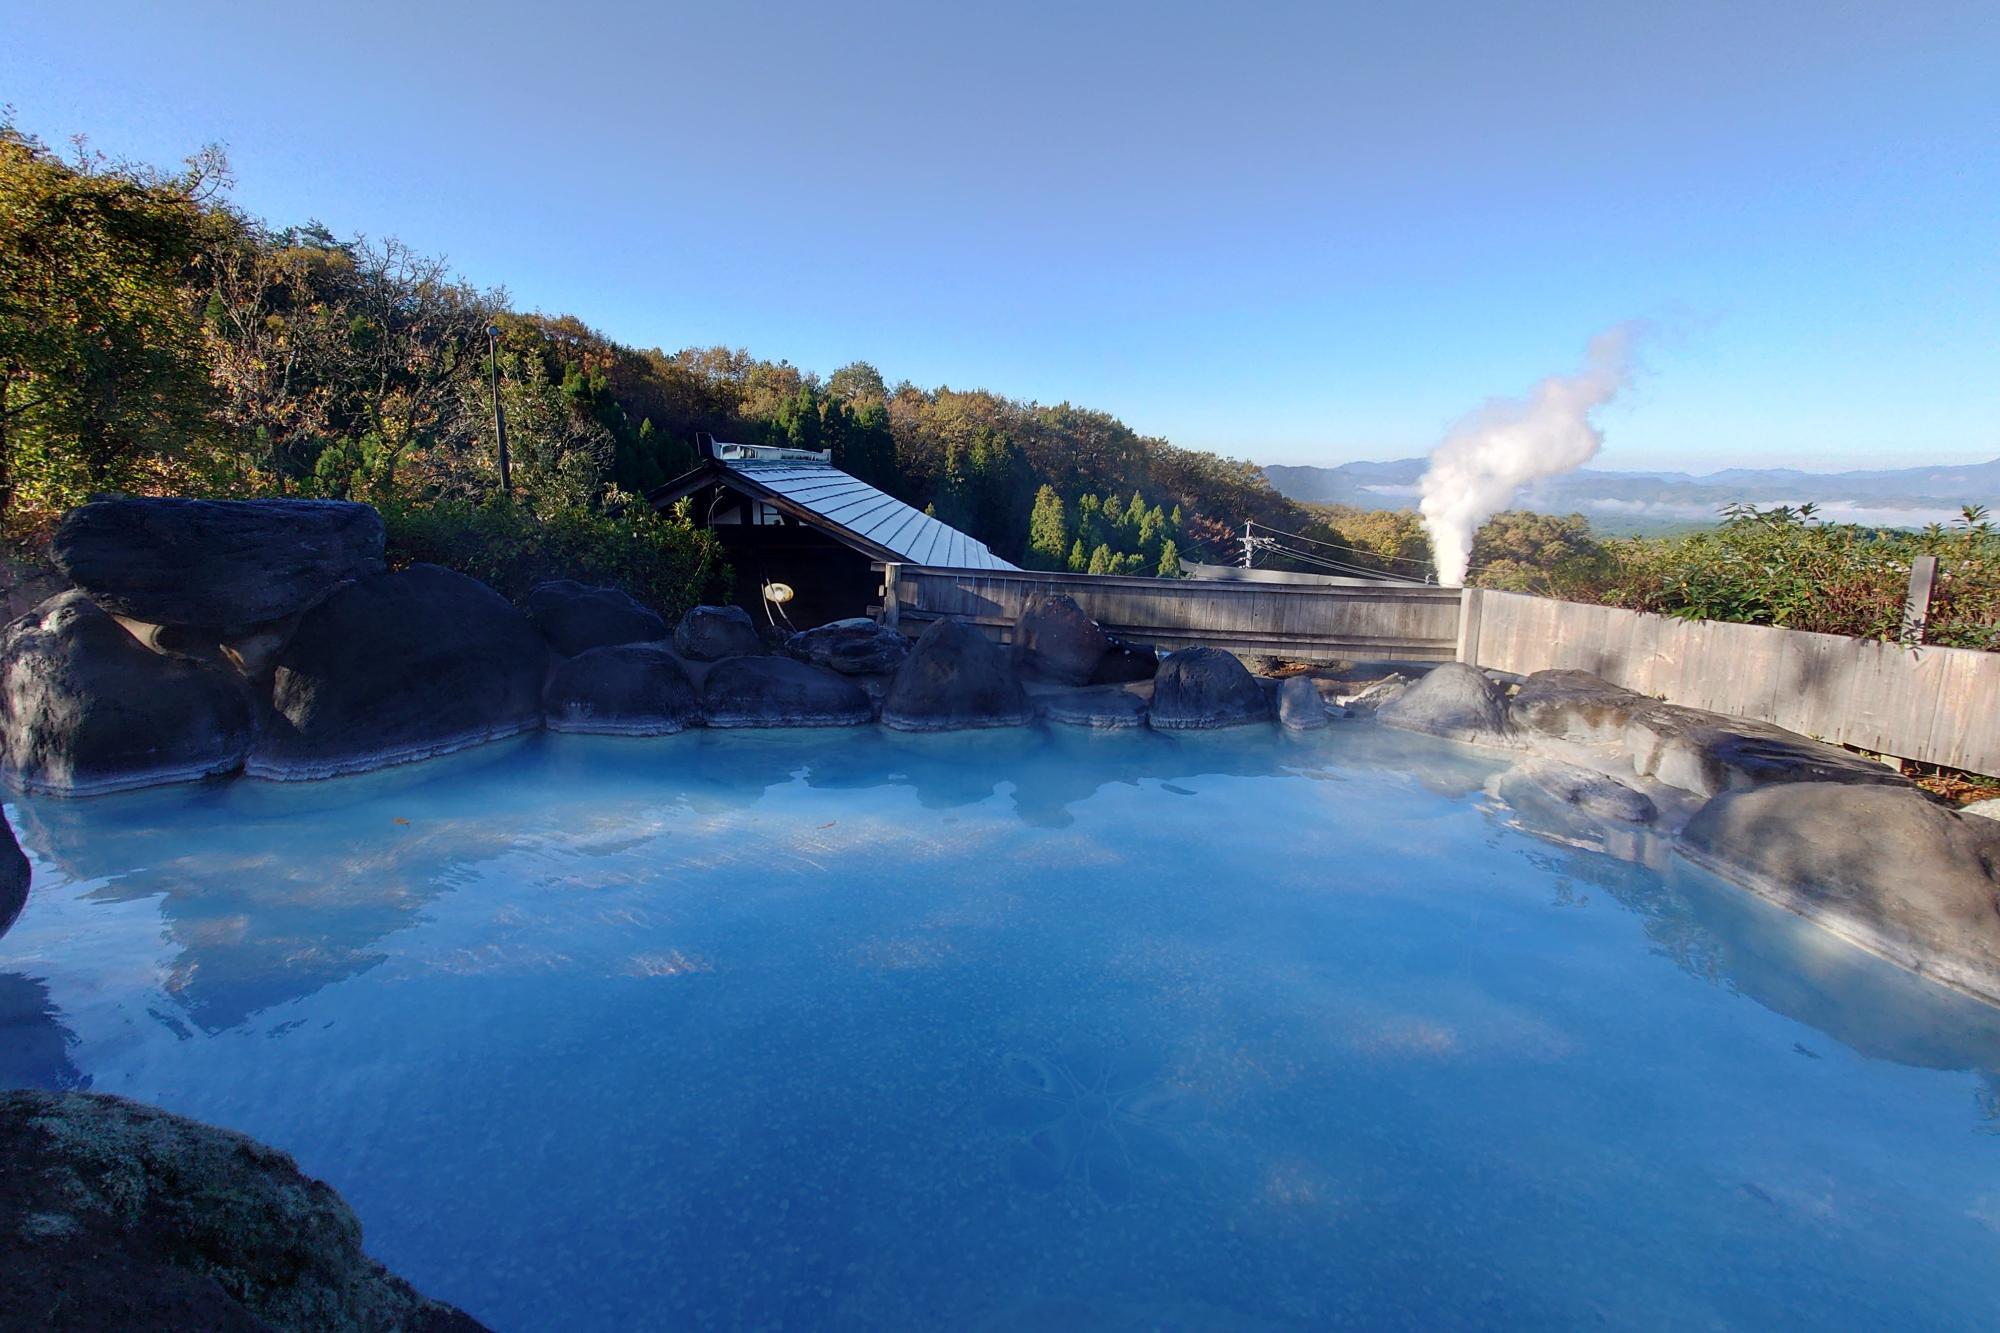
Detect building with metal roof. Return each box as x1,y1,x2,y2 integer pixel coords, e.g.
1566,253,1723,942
648,441,1015,629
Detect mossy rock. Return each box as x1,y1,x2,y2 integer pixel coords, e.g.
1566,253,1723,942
0,1090,485,1331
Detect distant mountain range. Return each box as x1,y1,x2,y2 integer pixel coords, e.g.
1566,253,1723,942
1261,458,2000,534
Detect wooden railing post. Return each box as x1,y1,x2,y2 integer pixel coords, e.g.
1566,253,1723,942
1455,587,1484,664
1903,555,1938,645
880,562,902,631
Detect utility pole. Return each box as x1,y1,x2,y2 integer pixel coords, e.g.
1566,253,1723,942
1242,521,1255,568
487,324,511,496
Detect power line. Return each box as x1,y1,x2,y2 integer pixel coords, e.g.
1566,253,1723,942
1247,534,1431,584
1246,518,1501,582
1255,541,1391,579
1246,520,1437,572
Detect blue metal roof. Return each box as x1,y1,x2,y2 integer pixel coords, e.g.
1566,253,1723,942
726,460,1018,571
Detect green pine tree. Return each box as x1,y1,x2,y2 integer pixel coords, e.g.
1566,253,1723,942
1137,506,1161,557
1077,493,1104,550
1026,485,1068,569
1087,543,1112,575
1068,538,1088,572
1157,538,1182,578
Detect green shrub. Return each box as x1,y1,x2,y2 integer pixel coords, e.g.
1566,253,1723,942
381,498,729,620
1592,504,2000,649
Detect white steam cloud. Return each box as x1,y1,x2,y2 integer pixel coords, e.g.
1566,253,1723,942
1418,325,1642,586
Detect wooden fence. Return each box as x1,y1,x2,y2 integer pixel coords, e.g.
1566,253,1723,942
1460,588,2000,776
876,564,1462,662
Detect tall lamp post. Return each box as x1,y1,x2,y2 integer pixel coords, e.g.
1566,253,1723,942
486,324,511,495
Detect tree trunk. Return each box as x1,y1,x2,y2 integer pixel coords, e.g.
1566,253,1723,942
0,374,14,530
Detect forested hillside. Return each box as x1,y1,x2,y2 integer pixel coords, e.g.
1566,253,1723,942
0,122,1340,581
8,121,1995,650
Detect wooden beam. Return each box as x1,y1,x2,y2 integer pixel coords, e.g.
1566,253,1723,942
1455,587,1484,664
1903,555,1939,645
879,563,902,631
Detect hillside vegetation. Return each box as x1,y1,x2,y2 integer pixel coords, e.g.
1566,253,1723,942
0,123,1340,597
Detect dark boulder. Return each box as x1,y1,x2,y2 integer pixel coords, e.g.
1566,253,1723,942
1510,669,1654,745
248,564,547,780
1037,683,1150,729
784,617,909,675
1012,594,1110,685
1626,704,1905,798
673,604,763,661
524,580,666,657
702,655,874,727
0,1090,487,1332
0,592,254,796
1498,758,1658,825
544,642,700,735
52,497,384,632
1148,647,1271,731
1376,661,1513,745
1090,635,1159,684
1679,783,2000,1003
112,614,302,681
880,619,1033,731
0,811,27,939
1277,676,1329,731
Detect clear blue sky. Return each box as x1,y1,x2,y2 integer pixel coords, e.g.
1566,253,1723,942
7,1,1998,472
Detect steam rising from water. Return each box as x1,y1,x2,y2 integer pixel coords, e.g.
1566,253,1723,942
1418,326,1641,585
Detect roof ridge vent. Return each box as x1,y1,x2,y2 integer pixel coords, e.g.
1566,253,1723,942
714,442,833,464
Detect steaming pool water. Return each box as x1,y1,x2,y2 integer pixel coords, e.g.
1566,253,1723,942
3,726,1998,1329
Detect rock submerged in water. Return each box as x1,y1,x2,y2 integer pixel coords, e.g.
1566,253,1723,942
1012,594,1111,686
52,497,385,633
543,642,700,735
0,1090,487,1332
1498,757,1658,825
880,619,1033,731
1147,648,1270,730
1037,682,1150,730
0,810,27,940
1678,782,2000,1003
673,605,763,662
1375,661,1513,745
1277,676,1329,731
783,618,909,675
248,564,547,780
524,580,666,657
702,655,874,728
0,592,255,797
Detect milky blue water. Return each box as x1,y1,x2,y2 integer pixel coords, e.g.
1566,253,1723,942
3,725,1999,1330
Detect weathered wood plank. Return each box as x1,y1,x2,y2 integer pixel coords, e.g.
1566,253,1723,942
881,567,1463,662
1471,589,2000,776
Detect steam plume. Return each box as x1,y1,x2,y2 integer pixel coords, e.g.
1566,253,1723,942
1418,325,1641,586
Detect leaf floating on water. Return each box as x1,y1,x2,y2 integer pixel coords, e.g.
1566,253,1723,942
817,821,836,829
392,817,411,826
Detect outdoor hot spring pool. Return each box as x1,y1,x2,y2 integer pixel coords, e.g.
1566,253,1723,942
3,726,1998,1329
